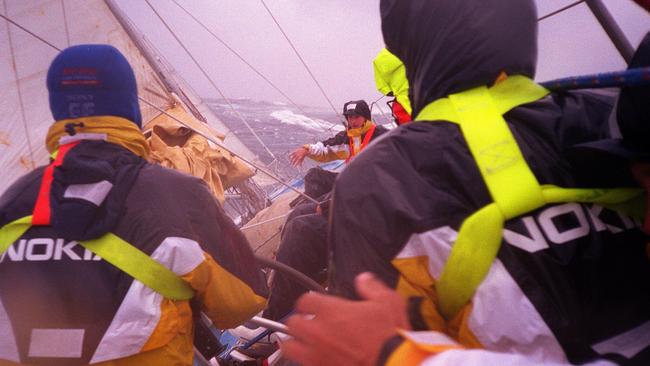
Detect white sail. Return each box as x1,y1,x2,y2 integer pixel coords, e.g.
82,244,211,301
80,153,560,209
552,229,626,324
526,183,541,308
0,0,261,195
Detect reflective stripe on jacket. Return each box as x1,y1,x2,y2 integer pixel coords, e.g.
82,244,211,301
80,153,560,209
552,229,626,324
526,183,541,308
0,141,267,365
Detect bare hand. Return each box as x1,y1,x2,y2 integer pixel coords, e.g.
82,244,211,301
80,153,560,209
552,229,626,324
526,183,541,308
282,272,409,366
290,147,309,167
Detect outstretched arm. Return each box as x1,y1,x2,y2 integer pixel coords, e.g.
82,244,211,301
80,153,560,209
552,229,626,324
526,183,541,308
290,131,351,166
290,146,310,167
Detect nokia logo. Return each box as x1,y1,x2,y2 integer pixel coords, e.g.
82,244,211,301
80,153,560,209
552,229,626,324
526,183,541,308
0,239,101,263
503,203,640,253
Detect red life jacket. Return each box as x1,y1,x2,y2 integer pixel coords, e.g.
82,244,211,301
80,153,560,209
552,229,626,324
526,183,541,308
391,99,412,125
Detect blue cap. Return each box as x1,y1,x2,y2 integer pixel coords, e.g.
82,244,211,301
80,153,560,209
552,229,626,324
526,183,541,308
47,44,142,127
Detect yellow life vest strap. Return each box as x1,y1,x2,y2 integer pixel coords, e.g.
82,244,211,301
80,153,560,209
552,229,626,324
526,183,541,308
0,216,32,255
415,75,643,319
0,216,194,300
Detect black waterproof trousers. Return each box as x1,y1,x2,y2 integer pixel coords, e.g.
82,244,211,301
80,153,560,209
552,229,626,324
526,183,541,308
263,203,328,320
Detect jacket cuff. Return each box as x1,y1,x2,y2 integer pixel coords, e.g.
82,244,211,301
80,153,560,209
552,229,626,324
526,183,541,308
305,142,321,155
376,334,405,366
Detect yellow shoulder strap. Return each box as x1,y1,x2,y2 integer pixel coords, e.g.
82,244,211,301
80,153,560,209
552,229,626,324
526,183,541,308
0,216,32,255
0,216,193,300
415,75,643,319
80,233,194,300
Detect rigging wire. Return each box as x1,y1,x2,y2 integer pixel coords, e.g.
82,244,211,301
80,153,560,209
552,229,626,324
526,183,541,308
1,8,36,170
0,12,59,50
258,0,343,122
537,0,633,62
0,11,321,206
167,0,344,176
139,98,320,205
170,0,309,117
13,0,613,206
60,0,71,47
375,102,397,127
537,0,585,21
368,94,390,124
144,0,278,165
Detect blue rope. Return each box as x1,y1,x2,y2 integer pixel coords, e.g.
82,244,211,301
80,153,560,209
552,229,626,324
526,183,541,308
540,67,650,91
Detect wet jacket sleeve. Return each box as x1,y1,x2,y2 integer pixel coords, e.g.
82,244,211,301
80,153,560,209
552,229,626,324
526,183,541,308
378,331,609,366
304,130,349,162
182,182,268,329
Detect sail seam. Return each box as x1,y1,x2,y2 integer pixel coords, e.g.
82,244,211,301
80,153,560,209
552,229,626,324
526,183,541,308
2,2,36,170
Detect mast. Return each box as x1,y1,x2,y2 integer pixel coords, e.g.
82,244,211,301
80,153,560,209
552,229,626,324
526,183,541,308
103,0,206,122
585,0,634,63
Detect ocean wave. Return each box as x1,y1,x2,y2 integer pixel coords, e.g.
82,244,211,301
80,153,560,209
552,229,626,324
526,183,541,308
270,110,344,132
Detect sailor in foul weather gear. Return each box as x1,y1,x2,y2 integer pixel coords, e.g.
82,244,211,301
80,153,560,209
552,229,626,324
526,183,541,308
283,0,650,365
374,48,412,125
289,100,388,166
0,45,267,366
263,167,338,321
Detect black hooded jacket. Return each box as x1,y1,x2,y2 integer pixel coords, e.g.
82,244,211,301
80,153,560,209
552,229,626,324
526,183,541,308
0,141,267,365
328,0,650,364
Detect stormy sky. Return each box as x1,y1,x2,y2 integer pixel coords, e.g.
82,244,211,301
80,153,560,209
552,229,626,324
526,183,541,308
114,0,649,113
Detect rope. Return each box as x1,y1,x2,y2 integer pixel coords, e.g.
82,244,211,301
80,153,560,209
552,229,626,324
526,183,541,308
254,254,326,293
170,0,309,117
252,227,282,254
538,0,585,21
259,0,343,123
144,0,278,164
0,12,321,206
1,8,36,169
241,213,289,230
541,67,650,91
